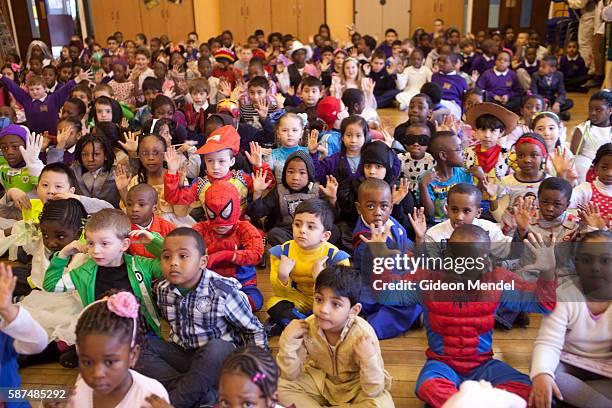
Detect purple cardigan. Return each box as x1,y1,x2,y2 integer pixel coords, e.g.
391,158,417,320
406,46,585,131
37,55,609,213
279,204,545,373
0,77,76,134
311,151,402,184
476,69,523,99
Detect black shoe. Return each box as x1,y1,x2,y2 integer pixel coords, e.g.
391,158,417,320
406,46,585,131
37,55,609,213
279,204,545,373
514,312,531,328
263,318,284,337
59,348,79,368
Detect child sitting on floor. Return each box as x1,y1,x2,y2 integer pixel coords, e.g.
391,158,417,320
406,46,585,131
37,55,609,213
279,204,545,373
249,150,338,247
137,227,266,408
277,265,394,407
266,199,350,336
70,291,170,407
217,346,287,408
193,182,264,311
125,183,175,258
367,222,558,407
352,178,422,339
529,230,612,408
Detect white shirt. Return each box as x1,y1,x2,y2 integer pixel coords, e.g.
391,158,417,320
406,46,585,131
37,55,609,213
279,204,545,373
425,218,511,258
530,280,612,380
494,69,509,77
69,369,169,408
0,306,48,355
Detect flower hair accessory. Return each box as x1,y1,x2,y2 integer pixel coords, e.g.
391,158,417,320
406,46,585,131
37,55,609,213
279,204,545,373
252,372,267,383
107,292,140,348
297,113,308,129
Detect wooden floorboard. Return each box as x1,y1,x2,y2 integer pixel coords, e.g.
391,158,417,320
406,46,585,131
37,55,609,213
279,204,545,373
19,90,593,407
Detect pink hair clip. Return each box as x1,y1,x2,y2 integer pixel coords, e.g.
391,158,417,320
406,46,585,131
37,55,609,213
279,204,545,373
107,292,140,348
252,372,267,383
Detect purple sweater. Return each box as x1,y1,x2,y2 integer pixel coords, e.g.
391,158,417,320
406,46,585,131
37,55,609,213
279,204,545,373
0,77,76,134
476,69,523,99
559,55,587,79
431,72,468,107
471,54,496,74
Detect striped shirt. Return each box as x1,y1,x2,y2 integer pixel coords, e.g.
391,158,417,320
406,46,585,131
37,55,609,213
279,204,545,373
156,268,267,349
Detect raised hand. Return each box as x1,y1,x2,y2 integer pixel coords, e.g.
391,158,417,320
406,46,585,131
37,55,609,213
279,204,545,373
362,63,372,76
391,178,410,205
278,254,296,285
408,207,427,243
251,168,272,199
513,196,535,236
244,141,263,168
578,202,608,229
320,57,331,72
0,263,18,323
361,222,391,244
20,131,43,165
55,127,71,149
274,92,286,108
118,131,139,157
307,129,320,154
114,164,131,192
311,255,328,280
219,79,232,97
120,116,129,130
75,69,93,84
164,146,183,175
254,97,269,120
6,188,30,210
143,394,175,408
319,175,338,203
482,176,498,198
129,229,154,244
381,128,394,148
420,170,440,187
163,88,176,99
354,335,376,360
519,233,557,278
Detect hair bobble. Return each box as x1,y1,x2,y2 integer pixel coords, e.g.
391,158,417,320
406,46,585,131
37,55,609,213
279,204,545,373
296,113,308,129
252,372,267,383
107,292,139,348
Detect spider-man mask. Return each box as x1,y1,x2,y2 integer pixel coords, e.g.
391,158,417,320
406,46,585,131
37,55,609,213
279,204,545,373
204,181,240,227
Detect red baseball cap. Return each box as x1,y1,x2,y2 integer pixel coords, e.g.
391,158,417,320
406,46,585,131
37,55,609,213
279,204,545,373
316,96,342,129
195,125,240,155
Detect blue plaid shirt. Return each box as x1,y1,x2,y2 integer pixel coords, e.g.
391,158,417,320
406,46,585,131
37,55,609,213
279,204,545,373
156,269,267,349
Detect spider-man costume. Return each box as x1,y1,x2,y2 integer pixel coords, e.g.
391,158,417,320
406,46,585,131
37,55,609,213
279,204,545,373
192,181,264,311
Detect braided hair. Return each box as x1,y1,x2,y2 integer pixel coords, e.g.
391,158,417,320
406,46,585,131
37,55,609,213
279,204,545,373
136,133,167,184
75,290,146,350
39,198,87,231
592,142,612,167
220,346,279,405
74,133,115,173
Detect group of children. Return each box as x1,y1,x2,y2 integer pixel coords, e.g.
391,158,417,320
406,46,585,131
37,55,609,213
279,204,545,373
0,20,610,408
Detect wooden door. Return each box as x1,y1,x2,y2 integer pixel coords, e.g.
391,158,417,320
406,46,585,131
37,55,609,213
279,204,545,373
220,0,246,45
245,0,271,42
438,0,465,32
296,0,324,43
355,0,383,42
471,0,489,36
270,0,297,37
90,0,118,41
410,0,438,33
139,2,167,39
382,0,411,39
115,0,143,41
165,0,195,43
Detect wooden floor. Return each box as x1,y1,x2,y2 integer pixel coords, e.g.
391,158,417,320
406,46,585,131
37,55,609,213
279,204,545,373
19,91,594,407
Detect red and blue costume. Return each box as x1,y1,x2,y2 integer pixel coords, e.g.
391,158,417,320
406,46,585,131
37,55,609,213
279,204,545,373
396,267,556,407
192,181,264,311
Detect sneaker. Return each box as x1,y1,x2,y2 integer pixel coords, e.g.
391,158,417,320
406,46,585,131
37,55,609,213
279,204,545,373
263,318,284,337
59,348,79,368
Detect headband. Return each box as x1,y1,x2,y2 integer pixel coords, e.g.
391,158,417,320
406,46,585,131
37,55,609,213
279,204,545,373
150,118,159,135
531,111,560,125
78,292,140,348
515,136,547,156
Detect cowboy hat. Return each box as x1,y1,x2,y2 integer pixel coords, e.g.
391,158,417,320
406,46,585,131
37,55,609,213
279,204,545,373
465,102,518,134
288,41,313,62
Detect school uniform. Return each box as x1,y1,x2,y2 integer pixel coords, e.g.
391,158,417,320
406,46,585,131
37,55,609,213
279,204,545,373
475,68,524,112
431,72,468,119
530,71,573,114
516,60,539,90
471,53,496,75
0,76,76,134
559,55,588,92
368,69,400,108
461,52,476,74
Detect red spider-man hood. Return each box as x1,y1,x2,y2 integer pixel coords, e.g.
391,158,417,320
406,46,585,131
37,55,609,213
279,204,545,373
204,181,240,227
